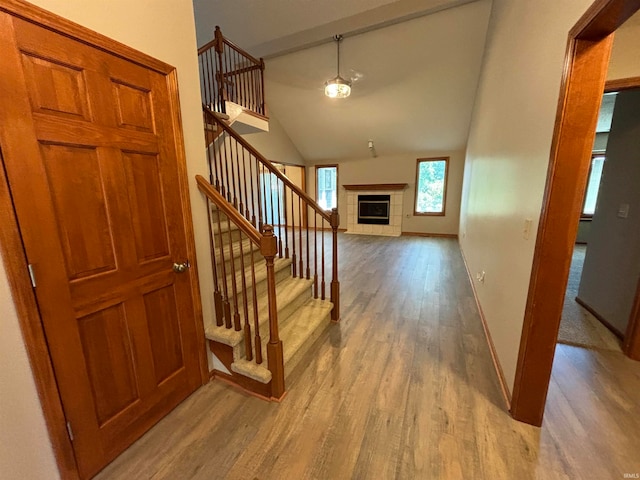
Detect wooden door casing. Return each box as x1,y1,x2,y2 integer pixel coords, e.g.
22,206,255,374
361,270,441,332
0,10,205,479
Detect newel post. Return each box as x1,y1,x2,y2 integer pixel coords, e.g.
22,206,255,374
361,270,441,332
260,225,285,399
330,208,340,322
213,26,226,114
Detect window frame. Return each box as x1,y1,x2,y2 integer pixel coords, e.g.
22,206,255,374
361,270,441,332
315,164,339,211
413,157,449,216
580,153,605,220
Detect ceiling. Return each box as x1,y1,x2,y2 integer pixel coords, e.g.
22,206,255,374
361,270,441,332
193,0,492,162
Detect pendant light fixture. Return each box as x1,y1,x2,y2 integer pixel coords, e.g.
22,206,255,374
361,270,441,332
325,35,351,99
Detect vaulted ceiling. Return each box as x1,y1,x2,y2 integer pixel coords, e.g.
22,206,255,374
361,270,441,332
193,0,492,162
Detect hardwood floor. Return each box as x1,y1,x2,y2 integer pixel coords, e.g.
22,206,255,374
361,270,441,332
95,234,640,479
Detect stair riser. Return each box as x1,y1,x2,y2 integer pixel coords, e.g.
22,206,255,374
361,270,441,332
233,263,291,305
216,247,261,274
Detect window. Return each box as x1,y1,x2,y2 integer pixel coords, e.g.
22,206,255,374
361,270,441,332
582,155,605,217
316,165,337,210
414,157,448,215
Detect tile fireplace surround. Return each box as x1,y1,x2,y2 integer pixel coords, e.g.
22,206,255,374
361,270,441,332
344,184,407,236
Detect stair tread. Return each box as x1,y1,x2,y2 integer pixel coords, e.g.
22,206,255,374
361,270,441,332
228,297,333,384
205,275,313,346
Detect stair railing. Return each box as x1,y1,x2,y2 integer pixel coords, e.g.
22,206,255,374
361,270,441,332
196,176,285,398
203,106,341,322
198,26,266,117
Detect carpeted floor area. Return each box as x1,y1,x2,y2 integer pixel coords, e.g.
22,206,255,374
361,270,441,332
557,245,622,352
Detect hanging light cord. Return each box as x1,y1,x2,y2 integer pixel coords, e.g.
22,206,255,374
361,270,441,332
335,35,343,77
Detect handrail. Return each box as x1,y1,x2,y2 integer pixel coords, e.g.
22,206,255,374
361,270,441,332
203,106,334,225
217,27,262,66
196,175,261,245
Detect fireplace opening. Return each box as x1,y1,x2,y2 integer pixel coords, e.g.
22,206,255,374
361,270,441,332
358,194,390,225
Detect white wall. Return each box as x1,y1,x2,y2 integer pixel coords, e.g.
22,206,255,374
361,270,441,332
608,21,640,80
0,1,209,477
309,150,464,235
578,89,640,334
240,113,306,166
459,0,595,393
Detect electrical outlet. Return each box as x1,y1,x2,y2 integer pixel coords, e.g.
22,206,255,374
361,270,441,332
523,218,533,240
618,203,630,218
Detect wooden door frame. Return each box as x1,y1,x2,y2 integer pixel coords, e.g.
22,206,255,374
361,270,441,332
511,0,640,427
0,1,209,477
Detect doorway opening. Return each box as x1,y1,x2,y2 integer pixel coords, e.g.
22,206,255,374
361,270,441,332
511,0,640,426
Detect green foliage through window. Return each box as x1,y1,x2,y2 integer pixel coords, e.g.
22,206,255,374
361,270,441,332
415,159,447,214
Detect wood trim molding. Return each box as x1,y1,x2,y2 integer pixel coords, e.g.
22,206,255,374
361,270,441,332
511,0,640,428
512,34,614,427
624,278,640,360
459,244,512,409
342,183,407,191
401,231,458,239
0,0,173,74
167,71,209,386
574,296,624,339
605,76,640,92
0,150,80,479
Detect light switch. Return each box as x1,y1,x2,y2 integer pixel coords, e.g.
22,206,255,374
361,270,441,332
618,203,630,218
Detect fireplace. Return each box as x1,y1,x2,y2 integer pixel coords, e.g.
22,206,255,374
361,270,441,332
358,194,390,225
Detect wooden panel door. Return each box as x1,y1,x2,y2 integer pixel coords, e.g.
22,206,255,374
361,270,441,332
0,12,203,479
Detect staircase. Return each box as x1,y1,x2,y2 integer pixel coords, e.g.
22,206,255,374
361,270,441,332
196,29,340,400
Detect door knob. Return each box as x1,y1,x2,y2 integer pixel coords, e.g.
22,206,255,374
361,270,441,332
172,261,190,273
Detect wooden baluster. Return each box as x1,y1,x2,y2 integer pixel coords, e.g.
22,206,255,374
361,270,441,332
230,138,238,208
261,164,268,228
207,200,224,326
298,195,303,278
238,226,252,361
241,144,250,221
222,132,231,201
290,186,297,277
283,184,289,259
249,241,262,364
248,152,257,227
255,157,263,230
199,53,207,108
313,211,318,298
260,59,266,115
268,170,275,242
330,208,340,321
210,112,222,191
261,225,284,398
321,217,326,300
214,26,225,114
227,215,242,331
241,51,248,110
276,177,283,258
305,201,310,280
203,111,214,185
215,207,232,328
249,64,258,112
209,50,216,109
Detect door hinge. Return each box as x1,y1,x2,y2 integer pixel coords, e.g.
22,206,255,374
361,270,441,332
66,421,74,441
27,264,36,287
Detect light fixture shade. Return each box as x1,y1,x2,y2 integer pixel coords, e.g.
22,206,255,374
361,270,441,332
325,75,352,98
